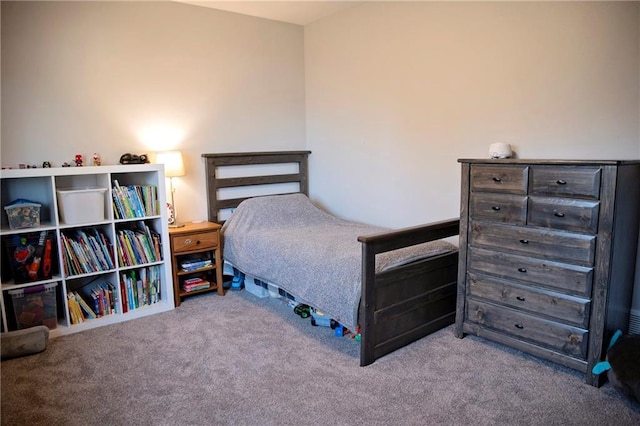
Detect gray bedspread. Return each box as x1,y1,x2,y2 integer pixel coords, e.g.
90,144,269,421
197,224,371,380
221,193,456,330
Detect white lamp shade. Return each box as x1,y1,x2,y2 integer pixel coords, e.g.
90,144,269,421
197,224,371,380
156,151,186,177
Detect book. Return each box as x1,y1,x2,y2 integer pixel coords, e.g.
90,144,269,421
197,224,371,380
67,293,84,324
183,280,210,292
180,259,212,271
73,291,97,319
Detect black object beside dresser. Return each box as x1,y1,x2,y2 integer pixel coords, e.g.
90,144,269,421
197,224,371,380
455,159,640,387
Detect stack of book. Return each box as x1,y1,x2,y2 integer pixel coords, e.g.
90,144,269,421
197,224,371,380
182,277,210,293
180,258,212,271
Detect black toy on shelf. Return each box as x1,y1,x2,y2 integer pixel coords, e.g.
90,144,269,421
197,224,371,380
119,153,149,165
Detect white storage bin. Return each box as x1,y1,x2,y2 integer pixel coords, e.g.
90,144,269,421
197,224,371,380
57,187,107,224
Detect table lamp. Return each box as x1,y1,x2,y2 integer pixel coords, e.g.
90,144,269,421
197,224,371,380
156,150,186,228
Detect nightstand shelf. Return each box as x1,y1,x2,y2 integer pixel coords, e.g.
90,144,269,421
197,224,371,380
169,221,224,306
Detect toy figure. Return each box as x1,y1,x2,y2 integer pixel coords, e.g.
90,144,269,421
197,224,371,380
62,162,71,167
42,161,51,168
92,153,101,166
75,154,83,167
14,237,35,264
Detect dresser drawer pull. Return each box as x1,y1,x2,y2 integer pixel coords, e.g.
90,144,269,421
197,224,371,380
556,179,567,185
184,239,201,245
554,212,565,218
519,239,529,244
516,296,526,301
492,177,502,183
517,267,527,273
514,324,524,329
491,206,501,211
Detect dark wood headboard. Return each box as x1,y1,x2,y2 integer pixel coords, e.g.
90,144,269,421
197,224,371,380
201,151,311,223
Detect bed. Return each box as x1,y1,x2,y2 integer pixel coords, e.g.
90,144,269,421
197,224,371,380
202,151,459,366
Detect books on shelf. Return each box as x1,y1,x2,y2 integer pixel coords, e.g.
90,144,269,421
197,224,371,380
61,228,115,277
65,270,161,324
182,276,211,293
67,281,119,324
119,266,161,313
116,221,162,267
180,259,212,271
111,180,159,219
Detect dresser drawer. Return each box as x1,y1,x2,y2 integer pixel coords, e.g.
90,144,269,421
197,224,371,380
467,273,590,328
465,299,588,359
469,193,527,224
171,232,219,253
528,196,599,234
468,246,593,297
470,165,528,194
529,166,601,199
470,221,596,266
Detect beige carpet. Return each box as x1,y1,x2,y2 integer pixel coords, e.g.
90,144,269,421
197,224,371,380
2,290,639,425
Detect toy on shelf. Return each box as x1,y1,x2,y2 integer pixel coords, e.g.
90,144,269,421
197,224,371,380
74,154,83,167
92,153,101,166
119,153,149,165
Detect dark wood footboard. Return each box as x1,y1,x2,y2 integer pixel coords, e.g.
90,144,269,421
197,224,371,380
358,219,460,366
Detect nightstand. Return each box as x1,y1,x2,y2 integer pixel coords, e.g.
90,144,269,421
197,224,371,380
169,221,224,307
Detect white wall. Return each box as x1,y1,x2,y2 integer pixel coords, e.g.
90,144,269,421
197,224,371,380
305,1,640,227
2,1,640,227
1,1,306,222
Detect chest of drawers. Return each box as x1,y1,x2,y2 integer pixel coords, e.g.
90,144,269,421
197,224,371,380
455,159,640,386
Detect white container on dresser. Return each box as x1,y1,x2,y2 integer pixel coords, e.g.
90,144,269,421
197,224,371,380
455,159,640,387
0,164,175,337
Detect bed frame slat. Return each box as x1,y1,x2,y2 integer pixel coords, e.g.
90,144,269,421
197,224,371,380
202,151,311,222
216,173,305,189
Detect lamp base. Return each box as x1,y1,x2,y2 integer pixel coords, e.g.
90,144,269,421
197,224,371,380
169,223,185,228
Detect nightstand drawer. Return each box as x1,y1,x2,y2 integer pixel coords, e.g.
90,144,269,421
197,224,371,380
465,299,588,359
470,164,528,194
468,246,593,297
529,166,601,199
467,273,590,328
469,193,527,224
171,232,219,253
